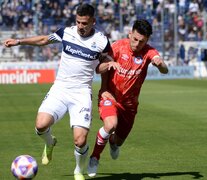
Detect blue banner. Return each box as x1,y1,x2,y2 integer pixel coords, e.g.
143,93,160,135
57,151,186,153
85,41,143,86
93,66,195,81
146,66,194,79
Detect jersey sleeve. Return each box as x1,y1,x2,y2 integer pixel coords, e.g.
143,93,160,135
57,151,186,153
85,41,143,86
102,39,112,54
98,36,113,62
109,40,121,61
48,27,65,43
145,45,161,61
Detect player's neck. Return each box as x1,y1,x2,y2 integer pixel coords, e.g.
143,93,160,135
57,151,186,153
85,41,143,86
85,28,95,37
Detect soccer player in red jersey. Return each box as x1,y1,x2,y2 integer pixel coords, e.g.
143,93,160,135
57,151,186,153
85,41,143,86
87,19,169,177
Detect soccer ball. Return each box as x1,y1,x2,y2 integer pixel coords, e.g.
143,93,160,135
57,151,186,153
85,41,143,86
11,155,38,179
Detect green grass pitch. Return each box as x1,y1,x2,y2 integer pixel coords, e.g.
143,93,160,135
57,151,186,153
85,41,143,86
0,79,206,180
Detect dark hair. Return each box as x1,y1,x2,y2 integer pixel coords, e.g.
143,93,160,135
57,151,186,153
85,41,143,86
132,19,153,37
76,3,95,17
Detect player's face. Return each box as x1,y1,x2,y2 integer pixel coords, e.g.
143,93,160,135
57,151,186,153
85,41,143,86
129,30,148,53
76,15,95,37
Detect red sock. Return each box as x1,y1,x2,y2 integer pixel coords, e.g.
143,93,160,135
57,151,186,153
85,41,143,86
91,128,110,160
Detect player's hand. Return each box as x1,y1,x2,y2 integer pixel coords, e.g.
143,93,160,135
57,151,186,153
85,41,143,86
151,56,168,74
108,61,121,72
99,90,116,101
4,39,19,47
151,57,163,67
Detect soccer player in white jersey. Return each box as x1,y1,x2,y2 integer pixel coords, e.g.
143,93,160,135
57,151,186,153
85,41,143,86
4,3,111,180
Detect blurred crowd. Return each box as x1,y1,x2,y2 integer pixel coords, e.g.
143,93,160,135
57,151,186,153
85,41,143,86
0,0,207,62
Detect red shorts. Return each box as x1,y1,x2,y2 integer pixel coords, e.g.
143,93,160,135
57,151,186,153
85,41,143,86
99,98,138,140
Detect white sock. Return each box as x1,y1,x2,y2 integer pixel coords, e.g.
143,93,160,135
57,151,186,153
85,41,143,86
74,144,89,174
99,127,110,139
35,127,54,146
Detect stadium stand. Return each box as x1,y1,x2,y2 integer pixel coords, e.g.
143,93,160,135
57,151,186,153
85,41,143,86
0,0,207,64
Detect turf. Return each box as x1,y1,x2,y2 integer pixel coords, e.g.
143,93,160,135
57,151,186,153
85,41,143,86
0,79,206,180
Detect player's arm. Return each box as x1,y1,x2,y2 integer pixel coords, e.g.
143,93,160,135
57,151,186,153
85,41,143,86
4,35,51,47
99,71,116,100
97,55,117,100
151,56,168,74
96,55,120,74
97,54,115,99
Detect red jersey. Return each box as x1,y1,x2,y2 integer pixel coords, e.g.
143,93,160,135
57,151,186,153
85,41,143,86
108,38,160,108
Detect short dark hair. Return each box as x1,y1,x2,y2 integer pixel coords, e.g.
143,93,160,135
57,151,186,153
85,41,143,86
76,3,95,17
132,19,153,37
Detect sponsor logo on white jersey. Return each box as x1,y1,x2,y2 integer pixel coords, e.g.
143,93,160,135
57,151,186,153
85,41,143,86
65,45,98,60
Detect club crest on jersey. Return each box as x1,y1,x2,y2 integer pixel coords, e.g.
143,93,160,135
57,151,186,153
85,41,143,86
91,42,97,49
103,100,112,106
134,56,143,64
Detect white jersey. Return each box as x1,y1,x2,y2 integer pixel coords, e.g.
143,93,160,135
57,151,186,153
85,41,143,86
48,26,110,89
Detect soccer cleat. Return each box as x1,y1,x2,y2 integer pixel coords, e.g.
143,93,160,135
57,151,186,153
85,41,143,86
109,142,119,160
74,173,85,180
42,136,57,165
87,157,99,177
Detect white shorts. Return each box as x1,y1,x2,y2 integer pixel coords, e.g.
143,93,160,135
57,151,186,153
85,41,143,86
38,84,92,129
